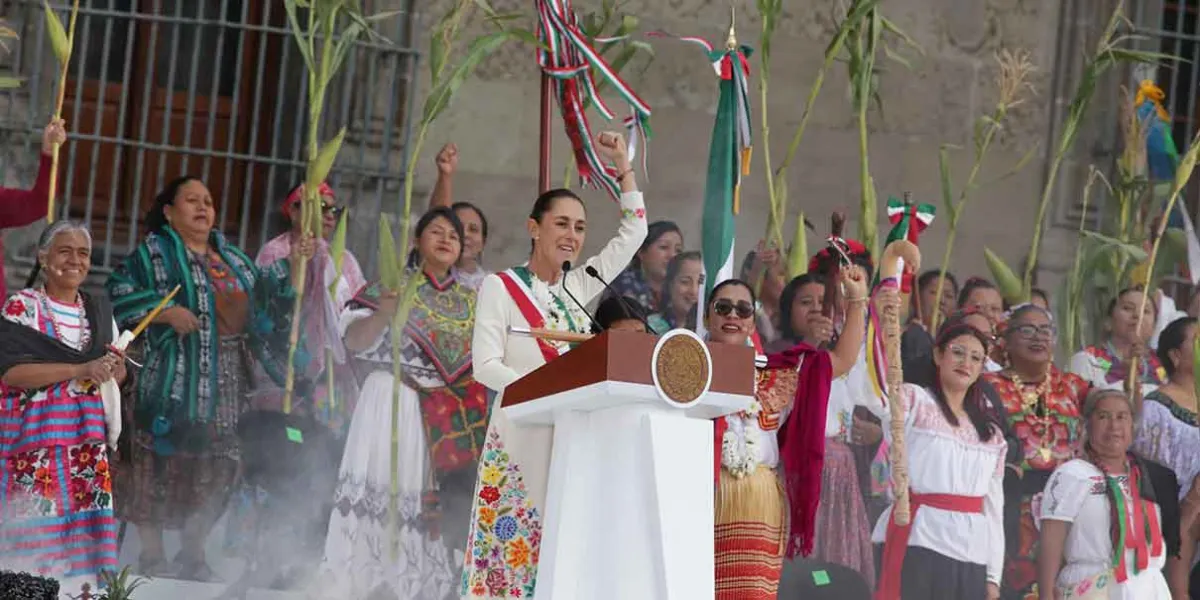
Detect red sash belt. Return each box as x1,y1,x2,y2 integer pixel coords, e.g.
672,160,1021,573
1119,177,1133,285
875,493,985,600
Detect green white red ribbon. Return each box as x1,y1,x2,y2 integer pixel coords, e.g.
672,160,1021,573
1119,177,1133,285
537,0,651,200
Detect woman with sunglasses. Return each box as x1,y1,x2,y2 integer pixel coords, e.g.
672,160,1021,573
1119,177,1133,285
870,296,1007,600
461,131,645,599
709,265,870,598
1070,287,1165,394
252,181,366,436
980,303,1088,599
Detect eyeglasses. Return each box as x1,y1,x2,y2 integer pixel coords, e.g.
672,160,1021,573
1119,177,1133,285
322,202,344,218
713,299,755,319
1009,324,1056,340
946,343,986,366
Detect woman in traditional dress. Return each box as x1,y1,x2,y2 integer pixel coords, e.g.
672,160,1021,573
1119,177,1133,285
1136,316,1200,489
978,303,1088,599
871,313,1007,600
461,130,644,599
646,250,702,334
106,176,304,579
253,181,365,435
1037,388,1172,599
427,143,492,292
604,219,683,313
709,266,870,598
0,221,125,593
316,206,486,599
1070,287,1165,394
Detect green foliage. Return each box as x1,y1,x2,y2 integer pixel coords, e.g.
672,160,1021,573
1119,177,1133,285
97,566,148,600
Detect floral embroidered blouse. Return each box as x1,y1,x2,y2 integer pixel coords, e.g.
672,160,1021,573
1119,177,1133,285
1069,344,1166,394
982,368,1089,473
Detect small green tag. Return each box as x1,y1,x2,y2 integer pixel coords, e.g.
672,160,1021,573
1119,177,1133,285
812,570,830,586
286,427,304,444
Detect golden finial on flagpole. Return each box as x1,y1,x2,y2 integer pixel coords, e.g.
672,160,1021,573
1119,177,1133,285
726,4,737,50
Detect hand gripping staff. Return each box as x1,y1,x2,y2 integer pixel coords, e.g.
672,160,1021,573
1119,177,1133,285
98,285,180,448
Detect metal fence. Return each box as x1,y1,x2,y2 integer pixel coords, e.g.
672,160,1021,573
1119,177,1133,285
0,0,419,276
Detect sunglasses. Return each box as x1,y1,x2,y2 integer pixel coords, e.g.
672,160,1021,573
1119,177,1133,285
322,202,345,218
713,299,755,319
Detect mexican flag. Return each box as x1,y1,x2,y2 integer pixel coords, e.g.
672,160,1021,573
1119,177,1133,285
696,42,753,332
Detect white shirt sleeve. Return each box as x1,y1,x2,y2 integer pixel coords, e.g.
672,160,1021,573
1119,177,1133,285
1039,463,1090,524
573,191,649,304
1067,350,1104,389
985,445,1006,585
473,273,522,392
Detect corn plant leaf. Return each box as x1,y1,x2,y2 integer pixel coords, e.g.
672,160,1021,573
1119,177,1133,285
378,218,401,291
938,144,954,219
1079,230,1148,263
328,210,349,294
786,210,809,279
282,0,317,74
310,127,347,186
329,22,366,78
42,1,70,64
422,30,516,125
984,247,1024,304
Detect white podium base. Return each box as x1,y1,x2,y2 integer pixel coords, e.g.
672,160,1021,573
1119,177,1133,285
532,402,715,600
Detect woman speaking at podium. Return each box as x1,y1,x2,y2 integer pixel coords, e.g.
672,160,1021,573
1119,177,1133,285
460,130,647,598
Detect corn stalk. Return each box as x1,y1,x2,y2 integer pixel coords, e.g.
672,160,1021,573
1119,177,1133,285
42,0,80,223
560,0,655,187
280,0,398,414
1133,129,1200,372
929,50,1035,331
766,0,881,249
985,0,1176,302
845,7,920,260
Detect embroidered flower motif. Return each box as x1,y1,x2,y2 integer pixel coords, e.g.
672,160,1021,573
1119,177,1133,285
4,299,26,317
505,538,532,569
479,485,501,505
494,515,518,541
461,430,540,598
621,207,646,220
70,446,96,469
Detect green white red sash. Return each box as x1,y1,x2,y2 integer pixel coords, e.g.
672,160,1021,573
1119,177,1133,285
496,268,563,364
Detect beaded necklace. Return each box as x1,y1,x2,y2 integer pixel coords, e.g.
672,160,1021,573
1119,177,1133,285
1009,366,1054,462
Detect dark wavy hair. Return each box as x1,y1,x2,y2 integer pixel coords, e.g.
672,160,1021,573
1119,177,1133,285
956,277,997,309
631,220,682,269
777,273,824,342
596,295,649,330
407,206,465,269
1157,316,1198,378
145,175,202,234
931,321,1000,443
452,201,489,242
659,251,702,320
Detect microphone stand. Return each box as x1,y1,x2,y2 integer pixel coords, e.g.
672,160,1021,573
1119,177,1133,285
561,261,602,333
584,265,656,334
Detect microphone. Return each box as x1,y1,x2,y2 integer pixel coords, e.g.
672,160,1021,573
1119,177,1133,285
584,265,656,334
560,261,602,334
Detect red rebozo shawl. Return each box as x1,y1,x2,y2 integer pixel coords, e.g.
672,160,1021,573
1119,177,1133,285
772,343,833,558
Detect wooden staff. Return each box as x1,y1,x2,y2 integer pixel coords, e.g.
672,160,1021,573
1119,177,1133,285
821,211,847,348
881,239,920,526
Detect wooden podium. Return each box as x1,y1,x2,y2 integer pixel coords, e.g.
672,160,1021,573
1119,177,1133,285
503,329,756,600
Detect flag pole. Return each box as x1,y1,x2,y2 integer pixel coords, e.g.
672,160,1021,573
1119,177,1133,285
539,75,553,193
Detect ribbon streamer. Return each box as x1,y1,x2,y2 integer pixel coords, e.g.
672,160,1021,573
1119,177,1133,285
537,0,652,200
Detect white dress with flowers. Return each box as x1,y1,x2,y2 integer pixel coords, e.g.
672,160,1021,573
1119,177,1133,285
460,191,647,599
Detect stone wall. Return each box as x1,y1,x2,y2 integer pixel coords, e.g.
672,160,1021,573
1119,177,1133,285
400,0,1076,287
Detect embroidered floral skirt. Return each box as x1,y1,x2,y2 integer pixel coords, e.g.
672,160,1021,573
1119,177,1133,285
114,336,246,528
715,465,786,600
1,440,118,581
311,370,456,599
460,399,552,599
1055,566,1170,599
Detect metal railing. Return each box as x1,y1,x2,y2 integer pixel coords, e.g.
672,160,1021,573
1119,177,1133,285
0,0,419,277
